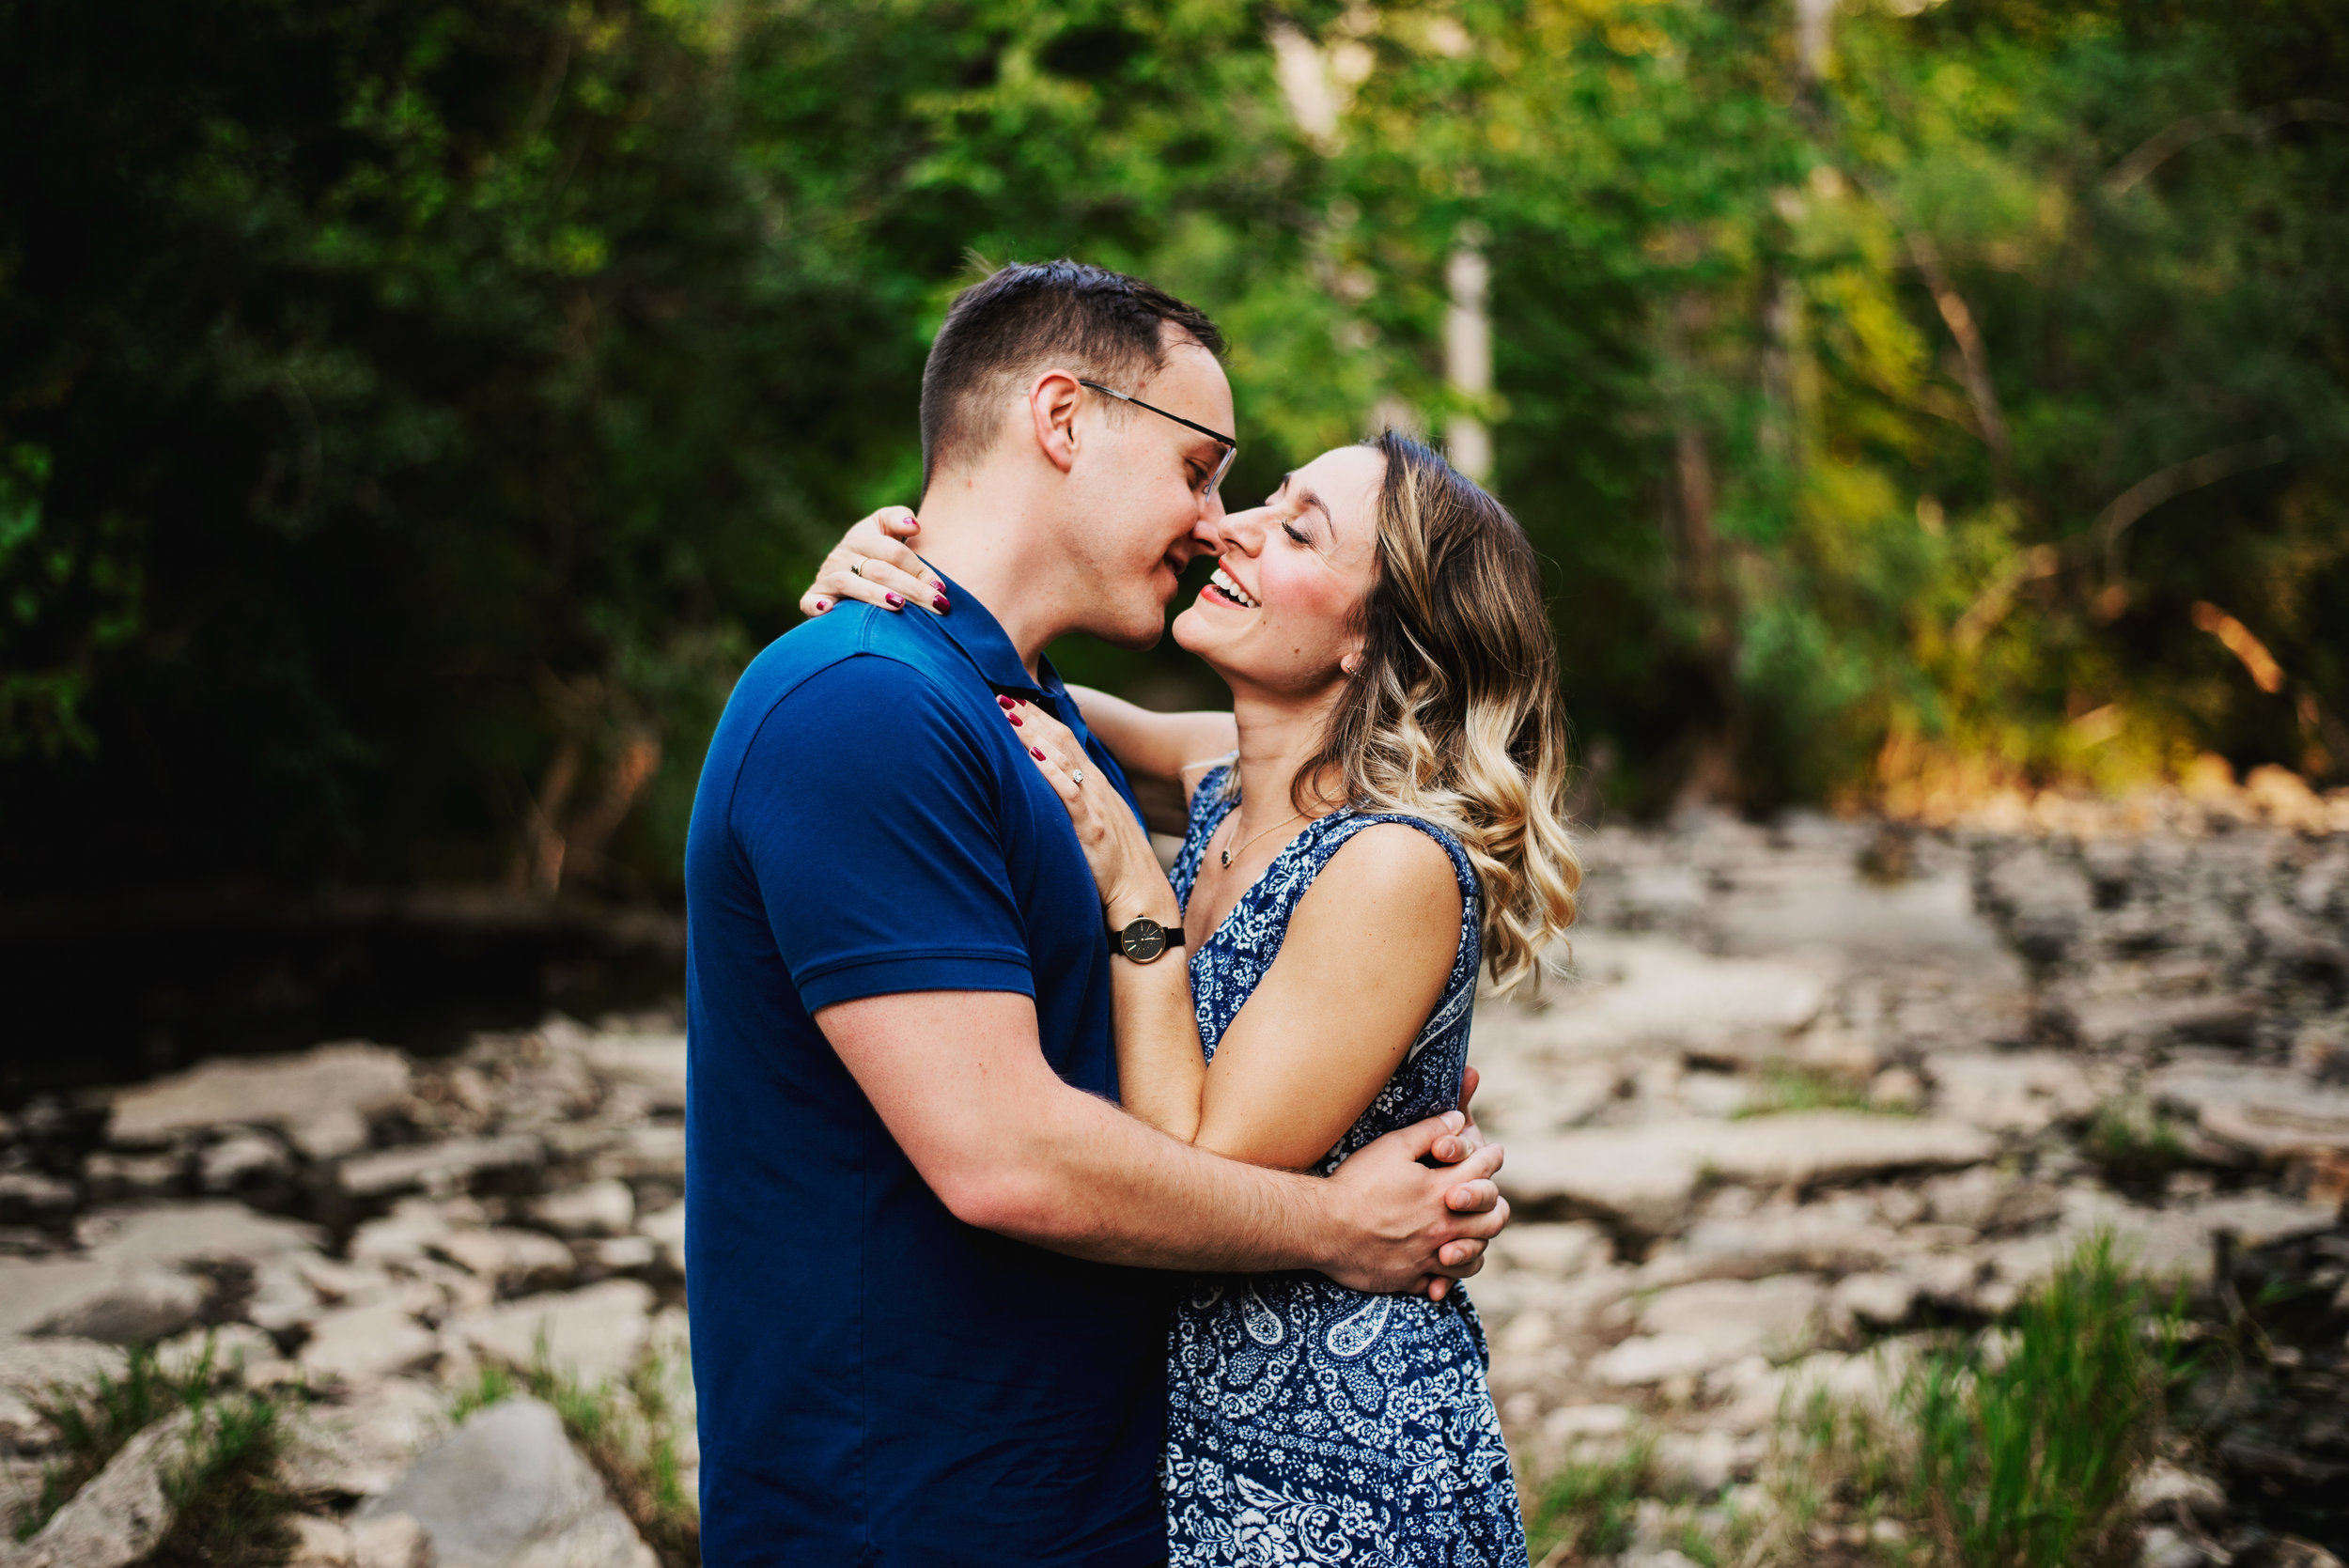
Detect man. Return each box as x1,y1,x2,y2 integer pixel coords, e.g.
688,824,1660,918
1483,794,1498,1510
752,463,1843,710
683,261,1509,1567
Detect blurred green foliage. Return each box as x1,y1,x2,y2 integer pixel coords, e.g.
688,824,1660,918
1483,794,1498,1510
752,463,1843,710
2,0,2343,897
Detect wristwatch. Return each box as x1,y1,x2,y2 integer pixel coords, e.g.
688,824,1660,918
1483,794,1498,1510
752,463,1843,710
1108,915,1187,963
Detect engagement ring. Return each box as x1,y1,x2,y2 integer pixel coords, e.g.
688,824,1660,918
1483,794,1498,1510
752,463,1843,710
1070,768,1086,785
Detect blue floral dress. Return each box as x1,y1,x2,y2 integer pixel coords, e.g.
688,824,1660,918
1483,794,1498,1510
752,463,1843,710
1159,766,1528,1568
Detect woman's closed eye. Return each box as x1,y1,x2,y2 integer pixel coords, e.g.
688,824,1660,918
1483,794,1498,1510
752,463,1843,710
1283,520,1310,546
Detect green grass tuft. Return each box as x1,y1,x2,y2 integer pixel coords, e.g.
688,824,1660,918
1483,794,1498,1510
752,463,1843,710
1906,1234,2185,1568
1524,1436,1655,1562
1732,1063,1880,1120
147,1391,292,1568
2083,1100,2194,1189
17,1343,206,1541
1723,1234,2184,1567
14,1337,293,1564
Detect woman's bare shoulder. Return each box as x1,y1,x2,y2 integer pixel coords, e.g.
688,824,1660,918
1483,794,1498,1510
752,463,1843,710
1295,820,1464,938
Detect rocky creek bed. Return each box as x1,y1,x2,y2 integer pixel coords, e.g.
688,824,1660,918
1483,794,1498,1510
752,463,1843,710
0,809,2343,1566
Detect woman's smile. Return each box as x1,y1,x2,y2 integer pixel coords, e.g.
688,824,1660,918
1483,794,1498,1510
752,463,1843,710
1201,562,1259,609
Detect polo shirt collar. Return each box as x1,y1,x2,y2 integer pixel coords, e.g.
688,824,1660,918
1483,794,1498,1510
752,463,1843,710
924,567,1081,710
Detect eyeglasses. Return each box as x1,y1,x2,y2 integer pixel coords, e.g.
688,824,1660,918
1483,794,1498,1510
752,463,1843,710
1078,379,1237,500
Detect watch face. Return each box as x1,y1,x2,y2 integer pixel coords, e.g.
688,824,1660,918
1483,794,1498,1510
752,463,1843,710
1120,919,1168,962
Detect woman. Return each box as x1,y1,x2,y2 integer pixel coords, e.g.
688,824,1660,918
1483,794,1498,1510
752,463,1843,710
808,431,1580,1567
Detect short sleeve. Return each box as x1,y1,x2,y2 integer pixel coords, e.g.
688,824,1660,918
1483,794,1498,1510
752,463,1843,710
728,656,1034,1012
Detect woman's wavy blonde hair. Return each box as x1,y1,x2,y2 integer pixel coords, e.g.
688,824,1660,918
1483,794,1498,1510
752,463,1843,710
1289,430,1581,995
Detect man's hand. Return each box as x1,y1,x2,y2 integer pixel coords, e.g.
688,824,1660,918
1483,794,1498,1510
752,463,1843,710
1318,1110,1509,1299
1430,1063,1487,1168
1422,1063,1497,1296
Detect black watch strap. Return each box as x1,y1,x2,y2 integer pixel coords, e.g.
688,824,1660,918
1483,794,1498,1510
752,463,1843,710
1107,915,1187,962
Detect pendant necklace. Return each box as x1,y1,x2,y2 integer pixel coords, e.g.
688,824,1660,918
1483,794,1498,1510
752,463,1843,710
1220,807,1307,868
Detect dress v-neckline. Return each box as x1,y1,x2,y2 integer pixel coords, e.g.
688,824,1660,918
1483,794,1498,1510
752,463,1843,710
1181,790,1341,963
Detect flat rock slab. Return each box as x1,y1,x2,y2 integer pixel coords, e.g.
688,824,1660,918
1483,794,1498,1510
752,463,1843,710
430,1229,576,1295
2148,1063,2349,1158
5,1407,192,1568
299,1303,442,1384
576,1036,686,1110
1925,1050,2109,1135
278,1378,448,1499
1536,936,1834,1060
528,1180,635,1239
364,1398,654,1568
1486,1222,1615,1281
1641,1274,1828,1347
1707,1112,1999,1188
1504,1112,1995,1233
1708,860,2017,974
108,1042,410,1147
449,1281,654,1385
1594,1276,1829,1386
81,1201,324,1269
1650,1210,1903,1285
0,1202,327,1343
340,1135,544,1199
1918,1167,2062,1234
2071,992,2263,1048
0,1258,206,1344
1988,1188,2341,1294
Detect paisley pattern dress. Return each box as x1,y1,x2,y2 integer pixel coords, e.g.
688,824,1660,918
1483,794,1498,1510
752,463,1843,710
1160,766,1528,1568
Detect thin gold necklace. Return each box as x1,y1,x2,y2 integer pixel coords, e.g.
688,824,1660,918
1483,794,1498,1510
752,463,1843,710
1219,806,1306,868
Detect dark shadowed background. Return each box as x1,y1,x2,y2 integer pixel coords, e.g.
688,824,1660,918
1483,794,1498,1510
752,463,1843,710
3,0,2344,1087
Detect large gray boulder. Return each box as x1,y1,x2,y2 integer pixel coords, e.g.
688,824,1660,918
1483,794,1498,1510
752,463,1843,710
363,1399,654,1568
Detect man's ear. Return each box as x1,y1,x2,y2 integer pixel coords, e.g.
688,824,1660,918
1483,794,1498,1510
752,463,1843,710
1028,370,1084,475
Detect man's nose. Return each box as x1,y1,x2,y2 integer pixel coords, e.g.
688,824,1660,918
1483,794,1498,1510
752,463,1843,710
1190,495,1232,556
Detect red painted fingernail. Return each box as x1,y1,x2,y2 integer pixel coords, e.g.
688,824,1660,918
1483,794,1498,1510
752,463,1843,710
884,593,903,608
1008,715,1022,725
814,598,829,613
1030,748,1045,760
997,695,1016,708
933,595,949,612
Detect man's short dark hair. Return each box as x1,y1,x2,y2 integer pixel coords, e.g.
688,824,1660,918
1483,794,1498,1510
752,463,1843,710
919,260,1226,489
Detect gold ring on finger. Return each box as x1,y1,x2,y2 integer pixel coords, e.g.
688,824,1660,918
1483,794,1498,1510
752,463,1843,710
850,560,865,578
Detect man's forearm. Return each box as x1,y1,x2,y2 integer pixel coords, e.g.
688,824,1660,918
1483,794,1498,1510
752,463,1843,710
817,988,1500,1295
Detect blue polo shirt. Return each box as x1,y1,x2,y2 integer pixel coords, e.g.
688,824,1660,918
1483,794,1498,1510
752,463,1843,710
682,576,1168,1568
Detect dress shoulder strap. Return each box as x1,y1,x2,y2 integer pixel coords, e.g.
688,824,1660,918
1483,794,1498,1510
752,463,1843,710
1302,812,1482,913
